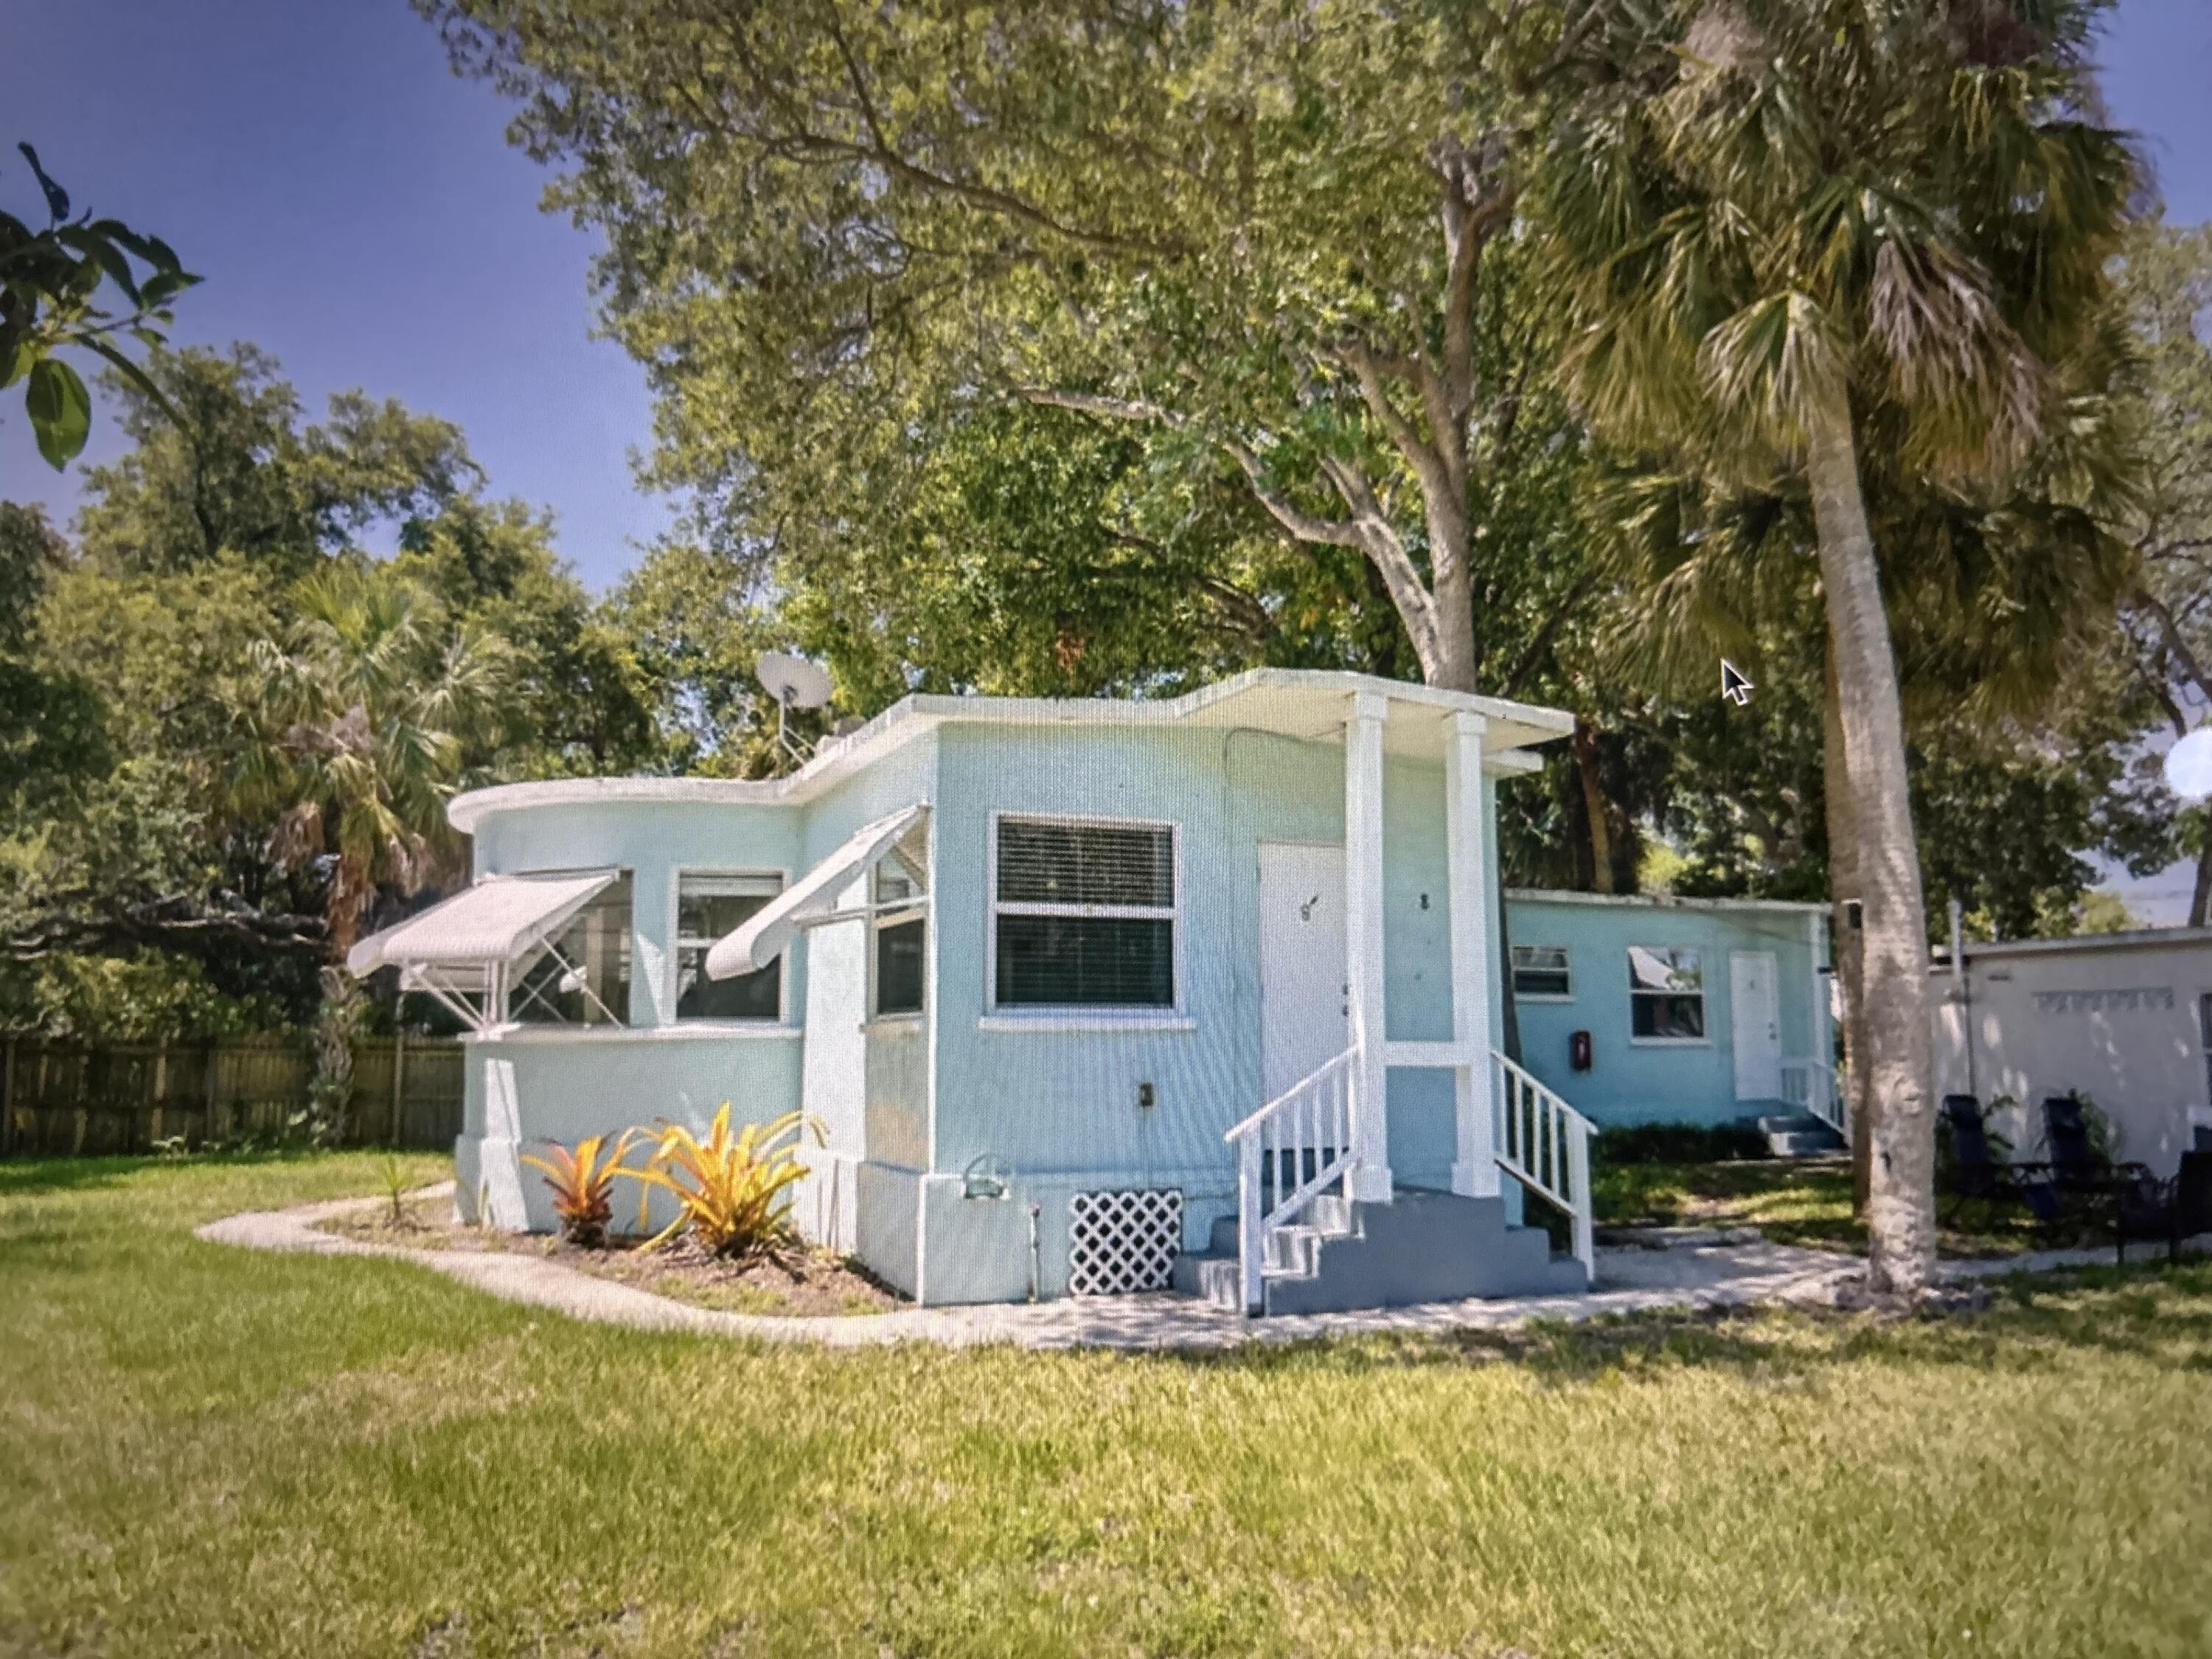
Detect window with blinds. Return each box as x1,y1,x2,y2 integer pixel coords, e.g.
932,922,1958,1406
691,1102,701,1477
992,818,1177,1009
674,872,784,1021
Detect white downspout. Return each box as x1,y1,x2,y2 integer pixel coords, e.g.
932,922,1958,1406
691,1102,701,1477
1949,896,1975,1101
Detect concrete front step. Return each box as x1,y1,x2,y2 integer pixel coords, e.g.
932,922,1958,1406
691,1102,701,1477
1171,1187,1587,1315
1756,1113,1846,1158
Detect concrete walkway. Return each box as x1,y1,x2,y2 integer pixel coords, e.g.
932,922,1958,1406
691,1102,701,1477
194,1188,2199,1353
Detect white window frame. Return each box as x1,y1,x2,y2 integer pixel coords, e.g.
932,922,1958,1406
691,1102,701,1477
667,867,791,1027
502,866,636,1031
983,810,1186,1026
1510,943,1575,1002
1627,944,1710,1046
868,838,929,1023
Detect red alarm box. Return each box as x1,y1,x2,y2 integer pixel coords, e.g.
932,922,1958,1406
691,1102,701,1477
1570,1030,1593,1071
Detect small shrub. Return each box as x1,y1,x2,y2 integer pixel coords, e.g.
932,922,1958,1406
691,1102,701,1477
375,1152,410,1227
519,1132,637,1249
1594,1122,1768,1166
619,1104,822,1259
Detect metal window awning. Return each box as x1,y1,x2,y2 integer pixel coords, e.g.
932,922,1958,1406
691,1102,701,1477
346,869,622,1030
706,804,928,980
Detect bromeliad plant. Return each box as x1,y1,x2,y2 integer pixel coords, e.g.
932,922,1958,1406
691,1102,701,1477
619,1105,822,1260
520,1131,640,1250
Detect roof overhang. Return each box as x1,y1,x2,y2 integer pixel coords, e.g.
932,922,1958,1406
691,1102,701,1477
448,670,1575,835
1506,888,1829,916
704,804,928,979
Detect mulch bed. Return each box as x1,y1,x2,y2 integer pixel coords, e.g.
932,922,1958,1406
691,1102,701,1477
319,1196,903,1318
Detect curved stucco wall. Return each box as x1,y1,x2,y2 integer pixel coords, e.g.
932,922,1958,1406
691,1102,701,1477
451,734,940,1245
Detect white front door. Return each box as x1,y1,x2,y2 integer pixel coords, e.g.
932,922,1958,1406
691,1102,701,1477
1730,950,1783,1102
1258,842,1350,1101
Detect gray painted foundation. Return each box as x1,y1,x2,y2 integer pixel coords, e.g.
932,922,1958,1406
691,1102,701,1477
1172,1186,1587,1315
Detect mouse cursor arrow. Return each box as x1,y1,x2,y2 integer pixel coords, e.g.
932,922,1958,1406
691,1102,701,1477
1720,659,1753,706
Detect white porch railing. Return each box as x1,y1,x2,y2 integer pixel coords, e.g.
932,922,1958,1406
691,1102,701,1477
1223,1047,1357,1315
1781,1058,1847,1144
1492,1050,1596,1276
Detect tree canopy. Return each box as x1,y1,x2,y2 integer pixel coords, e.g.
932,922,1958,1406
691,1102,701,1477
7,4,2208,1060
421,0,1606,695
0,344,664,1037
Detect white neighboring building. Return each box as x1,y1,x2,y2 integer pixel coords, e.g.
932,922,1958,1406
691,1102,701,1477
1932,928,2212,1175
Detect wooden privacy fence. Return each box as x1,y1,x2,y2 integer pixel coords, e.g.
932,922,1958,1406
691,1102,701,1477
0,1035,466,1158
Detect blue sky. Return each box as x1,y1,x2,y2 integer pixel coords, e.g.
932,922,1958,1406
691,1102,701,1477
0,0,671,583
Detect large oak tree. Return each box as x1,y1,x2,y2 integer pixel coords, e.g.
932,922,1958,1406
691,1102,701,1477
420,0,1604,700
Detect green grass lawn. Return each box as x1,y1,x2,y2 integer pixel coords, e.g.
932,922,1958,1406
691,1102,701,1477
5,1155,2212,1658
1593,1156,2057,1257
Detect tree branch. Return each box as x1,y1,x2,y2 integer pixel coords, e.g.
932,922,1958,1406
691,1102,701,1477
2129,584,2212,706
1015,386,1374,550
1336,342,1455,506
703,11,1185,261
1499,568,1601,697
1316,456,1441,668
1192,574,1275,645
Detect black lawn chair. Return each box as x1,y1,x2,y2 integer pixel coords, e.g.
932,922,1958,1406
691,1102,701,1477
2041,1094,2154,1233
1941,1095,2007,1220
2042,1095,2099,1189
2115,1151,2212,1265
1942,1094,2065,1238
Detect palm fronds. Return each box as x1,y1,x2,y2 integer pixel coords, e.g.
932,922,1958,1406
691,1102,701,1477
231,563,512,952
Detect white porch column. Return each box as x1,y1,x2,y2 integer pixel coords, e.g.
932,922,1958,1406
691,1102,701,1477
1446,710,1500,1197
1344,690,1393,1203
1808,908,1834,1119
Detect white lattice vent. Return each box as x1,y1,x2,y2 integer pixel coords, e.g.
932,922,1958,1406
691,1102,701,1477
1068,1189,1184,1296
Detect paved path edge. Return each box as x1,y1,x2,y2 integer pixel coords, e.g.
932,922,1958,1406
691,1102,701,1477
192,1187,2205,1353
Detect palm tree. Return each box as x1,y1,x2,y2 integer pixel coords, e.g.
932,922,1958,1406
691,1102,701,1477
1537,0,2134,1293
236,564,509,1134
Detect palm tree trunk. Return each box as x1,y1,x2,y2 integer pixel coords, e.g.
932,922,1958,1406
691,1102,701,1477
1822,653,1873,1213
2191,826,2212,928
1805,393,1938,1295
1571,716,1617,894
311,967,365,1145
310,877,371,1145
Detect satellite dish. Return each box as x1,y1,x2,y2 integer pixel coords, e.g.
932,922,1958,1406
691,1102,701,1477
757,653,833,763
757,652,832,711
2166,726,2212,801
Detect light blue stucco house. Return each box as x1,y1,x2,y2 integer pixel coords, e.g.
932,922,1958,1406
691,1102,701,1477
347,670,1829,1314
1500,890,1837,1136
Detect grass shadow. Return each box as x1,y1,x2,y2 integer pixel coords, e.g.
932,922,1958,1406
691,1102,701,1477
1596,1155,2070,1258
1150,1258,2212,1385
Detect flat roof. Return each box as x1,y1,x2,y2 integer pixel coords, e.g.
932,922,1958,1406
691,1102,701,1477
450,669,1573,834
1934,925,2212,964
1505,888,1828,916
